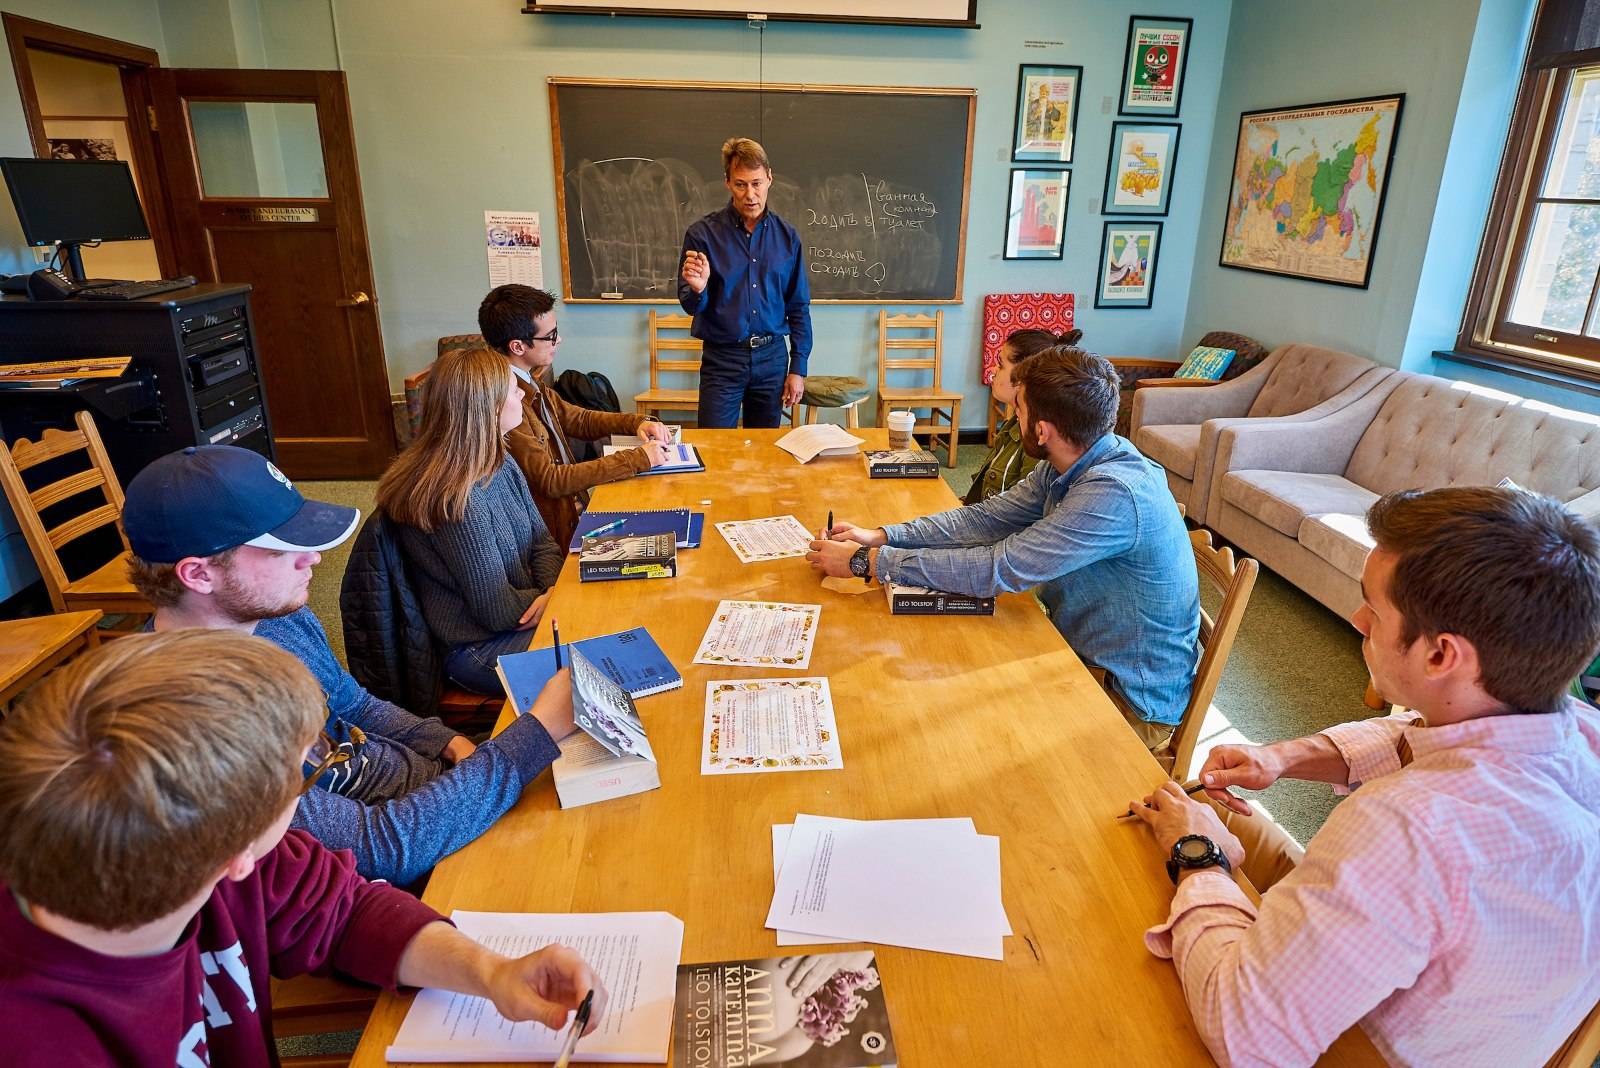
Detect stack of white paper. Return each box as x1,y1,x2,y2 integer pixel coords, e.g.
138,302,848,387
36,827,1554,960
774,423,865,463
765,815,1009,960
386,911,684,1063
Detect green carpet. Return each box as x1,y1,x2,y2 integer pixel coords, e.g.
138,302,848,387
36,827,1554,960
301,453,1376,847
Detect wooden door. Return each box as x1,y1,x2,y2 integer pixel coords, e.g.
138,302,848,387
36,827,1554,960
148,68,394,479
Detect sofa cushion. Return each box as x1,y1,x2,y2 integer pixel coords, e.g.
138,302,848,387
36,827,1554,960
1246,344,1375,419
1220,470,1381,537
1298,512,1375,581
1135,424,1202,480
1345,376,1600,501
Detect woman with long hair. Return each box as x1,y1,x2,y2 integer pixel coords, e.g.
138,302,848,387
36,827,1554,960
965,327,1084,504
377,347,563,694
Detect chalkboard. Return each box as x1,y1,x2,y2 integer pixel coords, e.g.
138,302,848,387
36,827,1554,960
548,78,974,303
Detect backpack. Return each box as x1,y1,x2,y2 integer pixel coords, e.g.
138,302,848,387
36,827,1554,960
555,368,621,413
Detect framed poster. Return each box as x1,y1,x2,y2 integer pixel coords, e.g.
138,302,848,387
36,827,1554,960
1012,64,1082,163
1219,93,1405,288
1096,221,1162,308
1103,121,1180,216
1004,169,1070,259
1119,15,1192,117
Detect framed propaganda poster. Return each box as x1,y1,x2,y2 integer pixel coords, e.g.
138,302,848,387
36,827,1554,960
1119,15,1192,118
1097,220,1162,309
1103,121,1180,216
1012,64,1082,163
1004,169,1069,259
1218,93,1405,288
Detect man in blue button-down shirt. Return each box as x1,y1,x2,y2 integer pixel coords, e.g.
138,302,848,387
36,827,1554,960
679,137,812,428
807,347,1200,747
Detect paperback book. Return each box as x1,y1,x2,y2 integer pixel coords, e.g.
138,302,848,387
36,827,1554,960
580,531,678,582
568,508,703,552
863,449,940,478
674,953,896,1067
554,645,660,808
882,580,995,616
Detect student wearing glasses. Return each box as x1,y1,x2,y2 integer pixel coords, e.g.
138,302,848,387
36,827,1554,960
479,284,675,548
0,629,607,1065
122,444,576,887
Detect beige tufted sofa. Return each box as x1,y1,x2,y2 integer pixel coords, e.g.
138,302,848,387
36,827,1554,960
1130,343,1393,524
1206,370,1600,619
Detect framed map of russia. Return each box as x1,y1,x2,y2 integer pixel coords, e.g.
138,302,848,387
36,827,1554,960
1219,93,1405,288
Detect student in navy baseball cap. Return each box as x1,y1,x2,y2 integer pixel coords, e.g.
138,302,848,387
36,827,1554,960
124,445,360,564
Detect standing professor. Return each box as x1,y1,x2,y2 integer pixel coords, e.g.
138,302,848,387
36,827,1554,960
678,137,812,429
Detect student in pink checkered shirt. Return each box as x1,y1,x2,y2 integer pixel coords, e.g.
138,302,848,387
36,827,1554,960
1128,486,1600,1067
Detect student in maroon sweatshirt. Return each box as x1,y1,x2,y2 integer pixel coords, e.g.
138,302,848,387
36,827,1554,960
0,629,607,1067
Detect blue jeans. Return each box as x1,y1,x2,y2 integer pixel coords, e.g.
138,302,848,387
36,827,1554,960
697,337,788,428
445,629,534,695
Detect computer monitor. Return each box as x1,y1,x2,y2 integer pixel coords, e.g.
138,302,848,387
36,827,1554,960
0,158,151,282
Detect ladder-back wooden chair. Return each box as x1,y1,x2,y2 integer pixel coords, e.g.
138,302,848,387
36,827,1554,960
875,309,961,466
270,973,378,1068
1164,528,1259,780
0,410,150,624
634,310,702,422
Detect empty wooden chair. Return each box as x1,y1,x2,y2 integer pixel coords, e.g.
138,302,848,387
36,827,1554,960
0,410,151,623
875,309,961,466
634,310,702,422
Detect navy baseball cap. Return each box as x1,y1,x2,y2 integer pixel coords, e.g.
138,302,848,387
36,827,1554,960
123,446,361,563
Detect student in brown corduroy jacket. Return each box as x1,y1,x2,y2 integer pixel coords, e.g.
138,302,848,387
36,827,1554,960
477,285,674,547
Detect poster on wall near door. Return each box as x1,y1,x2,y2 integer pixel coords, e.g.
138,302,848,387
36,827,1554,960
485,209,543,288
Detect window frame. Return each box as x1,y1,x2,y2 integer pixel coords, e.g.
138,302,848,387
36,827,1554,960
1460,46,1600,381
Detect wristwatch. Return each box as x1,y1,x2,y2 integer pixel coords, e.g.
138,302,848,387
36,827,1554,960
1167,834,1232,885
849,545,873,583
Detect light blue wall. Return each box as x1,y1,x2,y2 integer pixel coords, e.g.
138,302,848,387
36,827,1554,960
328,0,1232,419
1183,0,1488,363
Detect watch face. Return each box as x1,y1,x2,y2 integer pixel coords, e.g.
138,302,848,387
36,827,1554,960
1177,836,1213,862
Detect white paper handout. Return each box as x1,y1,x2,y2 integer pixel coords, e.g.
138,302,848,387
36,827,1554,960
702,678,843,774
774,423,865,463
484,210,542,289
693,600,820,670
765,814,1009,960
714,515,815,563
770,822,1008,956
386,911,684,1063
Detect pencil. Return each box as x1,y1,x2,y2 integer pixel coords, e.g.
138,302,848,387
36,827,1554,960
1116,780,1208,820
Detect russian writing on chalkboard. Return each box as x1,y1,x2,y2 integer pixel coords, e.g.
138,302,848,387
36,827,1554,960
550,80,974,303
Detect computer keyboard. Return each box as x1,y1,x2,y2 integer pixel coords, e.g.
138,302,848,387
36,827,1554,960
78,276,198,301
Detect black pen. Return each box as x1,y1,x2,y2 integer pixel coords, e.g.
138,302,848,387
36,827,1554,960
1116,780,1208,820
552,619,563,671
553,988,594,1068
826,510,834,539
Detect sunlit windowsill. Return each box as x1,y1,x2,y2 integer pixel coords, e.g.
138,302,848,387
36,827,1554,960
1434,349,1600,398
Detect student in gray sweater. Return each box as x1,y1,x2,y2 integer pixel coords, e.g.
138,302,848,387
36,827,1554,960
122,444,575,887
376,347,565,695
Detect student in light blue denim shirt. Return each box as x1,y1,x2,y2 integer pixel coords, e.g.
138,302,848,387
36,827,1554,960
808,348,1199,741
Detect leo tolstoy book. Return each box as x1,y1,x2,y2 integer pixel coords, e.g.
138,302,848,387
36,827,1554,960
579,531,678,582
674,953,896,1067
862,449,939,478
882,579,995,616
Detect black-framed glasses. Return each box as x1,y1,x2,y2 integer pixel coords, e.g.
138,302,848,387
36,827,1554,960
527,326,559,345
299,730,350,796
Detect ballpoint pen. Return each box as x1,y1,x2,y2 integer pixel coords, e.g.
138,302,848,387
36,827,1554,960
826,510,833,538
1116,780,1209,820
552,620,563,671
582,517,627,539
553,989,595,1068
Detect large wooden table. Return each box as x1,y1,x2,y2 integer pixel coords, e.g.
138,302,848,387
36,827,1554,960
353,429,1381,1067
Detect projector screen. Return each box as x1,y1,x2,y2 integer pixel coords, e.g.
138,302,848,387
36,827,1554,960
523,1,977,28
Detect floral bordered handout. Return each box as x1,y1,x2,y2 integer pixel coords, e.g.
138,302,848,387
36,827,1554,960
692,600,820,670
702,678,842,775
714,515,815,564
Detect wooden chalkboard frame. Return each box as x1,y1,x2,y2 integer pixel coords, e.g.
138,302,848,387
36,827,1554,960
547,77,975,304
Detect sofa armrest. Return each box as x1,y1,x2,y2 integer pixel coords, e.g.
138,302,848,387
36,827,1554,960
1563,485,1600,521
1131,352,1279,435
1211,373,1403,480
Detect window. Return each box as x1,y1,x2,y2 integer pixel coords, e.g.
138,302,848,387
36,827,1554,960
1460,2,1600,379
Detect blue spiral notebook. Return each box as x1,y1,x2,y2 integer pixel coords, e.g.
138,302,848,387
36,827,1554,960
568,508,704,552
496,627,682,710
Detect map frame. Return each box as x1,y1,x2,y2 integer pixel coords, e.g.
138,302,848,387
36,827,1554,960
1218,92,1406,290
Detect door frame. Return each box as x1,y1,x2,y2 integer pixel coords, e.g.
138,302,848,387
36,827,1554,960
2,13,179,278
